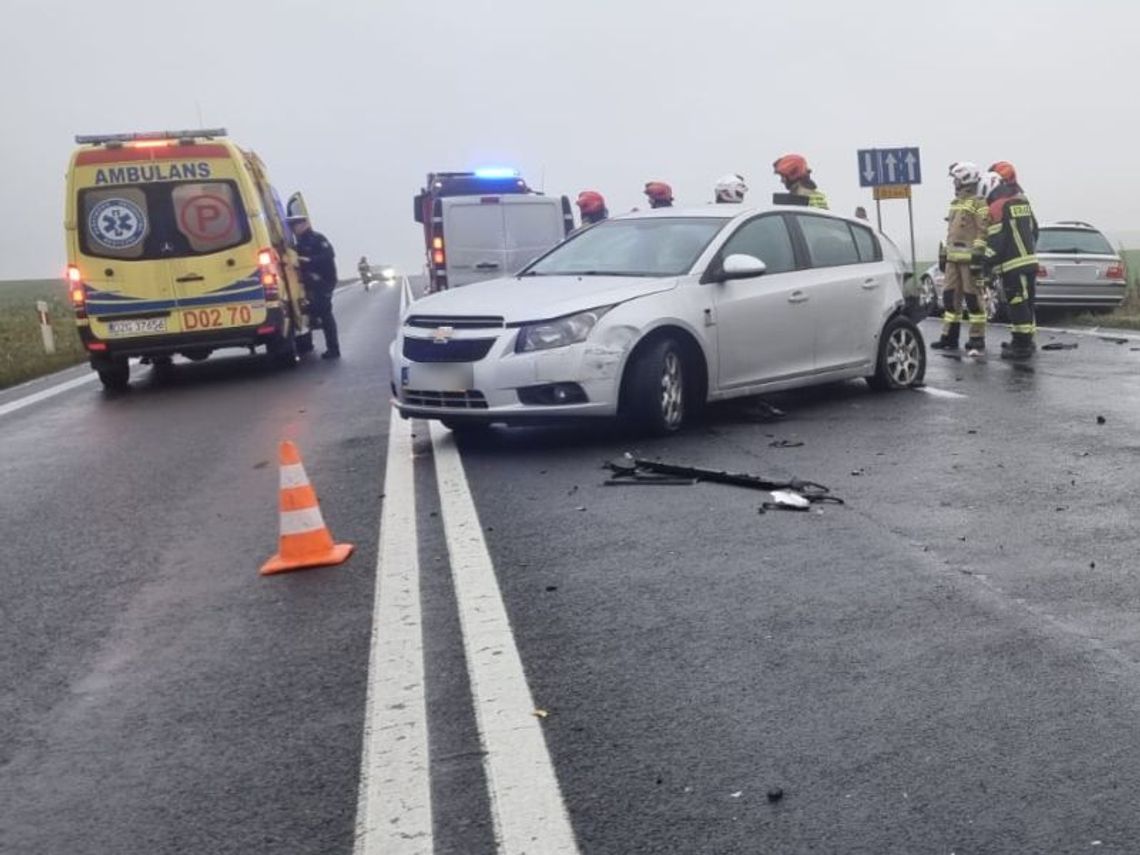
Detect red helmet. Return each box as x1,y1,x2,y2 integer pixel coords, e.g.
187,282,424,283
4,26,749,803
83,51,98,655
644,181,673,203
989,161,1018,183
773,153,811,183
576,190,606,215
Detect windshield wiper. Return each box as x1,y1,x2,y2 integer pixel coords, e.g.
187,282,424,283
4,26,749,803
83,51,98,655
1042,247,1082,254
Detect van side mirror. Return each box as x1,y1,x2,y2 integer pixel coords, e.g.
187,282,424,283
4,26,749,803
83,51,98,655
718,254,768,281
413,194,425,224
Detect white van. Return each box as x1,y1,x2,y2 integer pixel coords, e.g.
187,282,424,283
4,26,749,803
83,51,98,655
414,170,573,291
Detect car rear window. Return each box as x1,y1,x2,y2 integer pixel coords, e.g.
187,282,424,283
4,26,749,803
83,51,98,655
1037,228,1114,255
79,180,250,260
850,224,881,262
797,215,861,267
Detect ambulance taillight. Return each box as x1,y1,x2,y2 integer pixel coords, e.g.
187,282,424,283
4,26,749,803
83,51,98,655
67,266,86,315
258,249,279,299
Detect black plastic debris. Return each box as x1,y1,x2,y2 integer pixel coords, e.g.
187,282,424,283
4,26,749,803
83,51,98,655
1097,415,1107,425
1041,342,1078,351
767,788,784,803
769,439,805,448
1100,337,1129,345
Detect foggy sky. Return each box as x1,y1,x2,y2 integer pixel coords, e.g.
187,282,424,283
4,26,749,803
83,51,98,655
3,0,1138,280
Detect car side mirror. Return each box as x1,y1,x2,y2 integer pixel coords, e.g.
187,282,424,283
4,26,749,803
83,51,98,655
718,254,768,281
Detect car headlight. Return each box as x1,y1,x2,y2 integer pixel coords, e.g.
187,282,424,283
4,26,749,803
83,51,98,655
381,267,396,278
515,306,612,353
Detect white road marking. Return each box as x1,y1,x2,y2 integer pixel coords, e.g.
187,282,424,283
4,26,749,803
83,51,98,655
917,386,968,400
401,275,414,313
0,371,99,419
354,410,433,855
429,421,580,855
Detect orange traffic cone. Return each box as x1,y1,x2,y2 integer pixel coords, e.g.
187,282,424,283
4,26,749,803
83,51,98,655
261,440,354,576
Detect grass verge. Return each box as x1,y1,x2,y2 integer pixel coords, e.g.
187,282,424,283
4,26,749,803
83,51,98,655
0,279,87,389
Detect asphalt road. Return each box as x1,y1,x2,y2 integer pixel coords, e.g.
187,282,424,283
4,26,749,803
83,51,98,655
6,285,1140,854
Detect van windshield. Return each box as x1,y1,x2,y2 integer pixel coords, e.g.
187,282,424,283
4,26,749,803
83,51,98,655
522,217,728,278
78,180,251,261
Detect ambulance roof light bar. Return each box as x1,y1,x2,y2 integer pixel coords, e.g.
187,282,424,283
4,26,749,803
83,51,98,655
74,128,228,145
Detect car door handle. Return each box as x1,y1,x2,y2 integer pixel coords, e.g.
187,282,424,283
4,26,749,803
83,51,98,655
861,278,879,290
788,291,809,304
176,273,204,283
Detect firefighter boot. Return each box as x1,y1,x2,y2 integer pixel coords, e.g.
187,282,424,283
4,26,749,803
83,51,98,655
1000,332,1035,360
965,336,986,356
930,324,961,351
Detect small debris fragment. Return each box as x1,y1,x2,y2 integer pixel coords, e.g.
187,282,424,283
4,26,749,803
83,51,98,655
767,788,784,803
253,460,269,469
730,791,743,799
568,485,579,496
1041,342,1078,351
532,709,549,719
545,585,558,592
1097,415,1107,425
1100,337,1129,345
575,506,587,512
850,469,864,477
1090,561,1097,569
967,429,978,435
769,439,805,448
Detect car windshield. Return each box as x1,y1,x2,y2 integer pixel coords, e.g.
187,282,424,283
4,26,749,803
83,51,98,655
522,216,728,278
1037,228,1114,255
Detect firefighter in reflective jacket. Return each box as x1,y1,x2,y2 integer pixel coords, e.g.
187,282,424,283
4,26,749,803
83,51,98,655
772,154,828,209
980,170,1039,360
932,162,989,353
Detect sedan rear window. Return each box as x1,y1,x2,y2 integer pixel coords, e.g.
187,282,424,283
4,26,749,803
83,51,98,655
524,217,728,277
1037,228,1114,255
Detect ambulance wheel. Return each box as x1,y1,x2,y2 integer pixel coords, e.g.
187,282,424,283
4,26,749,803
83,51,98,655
96,359,130,392
296,331,314,355
268,328,299,368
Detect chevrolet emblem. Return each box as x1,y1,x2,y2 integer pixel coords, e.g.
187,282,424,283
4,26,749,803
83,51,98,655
432,326,455,344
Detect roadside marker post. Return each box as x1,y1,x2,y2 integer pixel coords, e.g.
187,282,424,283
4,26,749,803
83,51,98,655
36,300,55,355
858,146,922,299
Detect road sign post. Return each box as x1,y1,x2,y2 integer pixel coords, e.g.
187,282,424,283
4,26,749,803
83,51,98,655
857,147,922,296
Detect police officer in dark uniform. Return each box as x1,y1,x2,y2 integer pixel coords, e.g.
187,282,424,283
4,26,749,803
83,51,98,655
288,214,341,359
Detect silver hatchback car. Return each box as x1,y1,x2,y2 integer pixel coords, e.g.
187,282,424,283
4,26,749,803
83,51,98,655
1036,221,1126,310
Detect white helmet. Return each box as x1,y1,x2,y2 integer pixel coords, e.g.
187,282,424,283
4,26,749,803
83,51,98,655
715,173,748,203
977,171,1003,201
948,161,981,189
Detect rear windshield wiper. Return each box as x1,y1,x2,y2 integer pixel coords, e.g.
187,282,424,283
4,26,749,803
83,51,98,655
1042,247,1082,254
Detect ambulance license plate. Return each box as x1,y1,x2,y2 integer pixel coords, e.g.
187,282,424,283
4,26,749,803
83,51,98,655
107,317,168,336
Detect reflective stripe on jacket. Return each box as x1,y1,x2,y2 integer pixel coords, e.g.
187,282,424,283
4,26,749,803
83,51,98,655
791,183,829,210
985,191,1038,275
945,190,988,262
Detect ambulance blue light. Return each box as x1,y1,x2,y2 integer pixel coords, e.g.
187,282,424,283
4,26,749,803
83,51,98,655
474,167,519,179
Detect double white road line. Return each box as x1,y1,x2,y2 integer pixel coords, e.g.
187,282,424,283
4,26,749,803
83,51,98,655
354,411,578,855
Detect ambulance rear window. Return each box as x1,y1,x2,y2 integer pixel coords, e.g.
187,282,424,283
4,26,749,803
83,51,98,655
79,180,251,260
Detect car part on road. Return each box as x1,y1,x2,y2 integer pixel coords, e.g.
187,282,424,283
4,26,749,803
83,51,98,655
769,439,804,448
1040,342,1078,351
622,456,840,503
1100,337,1128,345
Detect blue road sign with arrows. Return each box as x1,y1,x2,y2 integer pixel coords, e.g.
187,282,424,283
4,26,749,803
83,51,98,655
857,147,921,187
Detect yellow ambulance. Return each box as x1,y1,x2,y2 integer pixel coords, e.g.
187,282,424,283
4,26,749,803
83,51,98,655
64,128,312,389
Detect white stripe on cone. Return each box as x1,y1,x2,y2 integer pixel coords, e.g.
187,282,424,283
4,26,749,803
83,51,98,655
280,506,326,536
280,462,310,489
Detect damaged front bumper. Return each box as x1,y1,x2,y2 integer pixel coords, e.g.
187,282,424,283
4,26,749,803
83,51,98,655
390,333,633,422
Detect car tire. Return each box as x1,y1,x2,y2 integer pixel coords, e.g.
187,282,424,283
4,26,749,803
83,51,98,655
151,356,175,381
623,337,688,435
867,315,926,391
96,359,130,392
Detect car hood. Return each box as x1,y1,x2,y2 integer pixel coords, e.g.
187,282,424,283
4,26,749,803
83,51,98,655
407,274,678,323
